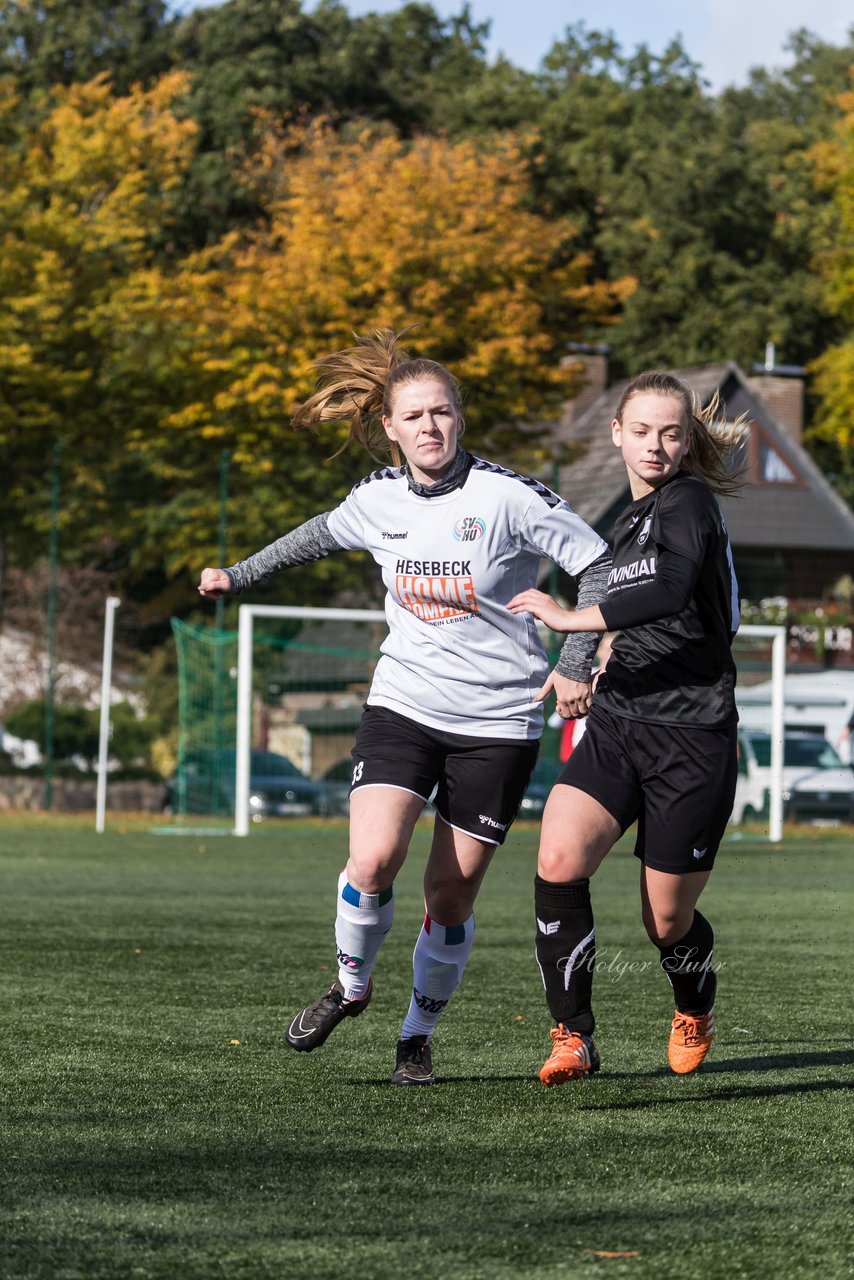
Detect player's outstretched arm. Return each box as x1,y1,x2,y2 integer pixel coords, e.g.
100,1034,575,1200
198,568,232,599
508,589,606,634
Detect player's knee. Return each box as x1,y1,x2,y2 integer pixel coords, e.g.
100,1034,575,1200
642,905,691,947
537,843,582,882
424,874,478,925
346,850,401,895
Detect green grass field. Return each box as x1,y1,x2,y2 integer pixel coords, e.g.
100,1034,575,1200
2,818,852,1280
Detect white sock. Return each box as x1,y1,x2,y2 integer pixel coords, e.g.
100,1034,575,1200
400,913,475,1039
334,870,394,1000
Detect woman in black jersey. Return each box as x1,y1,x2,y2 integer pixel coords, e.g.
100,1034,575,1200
508,370,744,1084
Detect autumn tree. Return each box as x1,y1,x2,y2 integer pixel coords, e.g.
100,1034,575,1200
808,81,854,505
104,120,632,609
168,0,502,244
0,72,197,619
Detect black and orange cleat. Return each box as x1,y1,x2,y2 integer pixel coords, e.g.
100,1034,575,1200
668,1008,714,1074
538,1025,601,1086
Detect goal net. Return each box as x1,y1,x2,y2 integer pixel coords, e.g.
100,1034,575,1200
170,609,386,826
172,610,787,839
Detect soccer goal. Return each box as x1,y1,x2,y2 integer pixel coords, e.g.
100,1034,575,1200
233,605,386,835
223,607,787,841
169,607,386,829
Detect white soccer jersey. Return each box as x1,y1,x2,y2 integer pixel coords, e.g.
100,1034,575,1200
326,457,608,739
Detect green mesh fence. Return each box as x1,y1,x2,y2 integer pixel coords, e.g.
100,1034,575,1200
171,615,385,819
172,619,239,816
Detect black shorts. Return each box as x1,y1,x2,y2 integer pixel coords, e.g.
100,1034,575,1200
350,705,539,846
558,705,737,873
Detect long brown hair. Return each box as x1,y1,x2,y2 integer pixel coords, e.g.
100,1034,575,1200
615,371,747,496
292,329,463,466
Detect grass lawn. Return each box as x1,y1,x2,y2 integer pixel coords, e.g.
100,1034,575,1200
1,818,852,1279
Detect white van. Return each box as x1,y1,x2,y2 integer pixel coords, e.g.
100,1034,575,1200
732,728,854,825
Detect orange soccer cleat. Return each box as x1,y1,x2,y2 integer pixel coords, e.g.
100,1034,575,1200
538,1025,601,1087
668,1008,715,1074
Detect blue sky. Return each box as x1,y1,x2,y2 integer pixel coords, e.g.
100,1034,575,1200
312,0,853,93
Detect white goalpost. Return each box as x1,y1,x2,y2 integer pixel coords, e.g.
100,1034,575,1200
737,624,787,842
95,595,121,834
232,607,787,841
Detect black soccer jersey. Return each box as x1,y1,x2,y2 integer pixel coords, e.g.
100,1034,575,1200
596,472,740,727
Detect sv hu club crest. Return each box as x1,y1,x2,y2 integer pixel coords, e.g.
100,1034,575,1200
453,516,486,542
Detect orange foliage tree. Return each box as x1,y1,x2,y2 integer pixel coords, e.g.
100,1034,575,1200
124,120,634,586
809,85,854,503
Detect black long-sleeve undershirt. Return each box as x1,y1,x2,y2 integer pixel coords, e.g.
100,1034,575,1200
600,548,699,632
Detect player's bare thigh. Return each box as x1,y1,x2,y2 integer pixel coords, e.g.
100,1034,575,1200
538,784,621,882
346,785,426,893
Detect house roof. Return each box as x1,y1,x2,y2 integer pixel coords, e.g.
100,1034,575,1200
555,362,854,552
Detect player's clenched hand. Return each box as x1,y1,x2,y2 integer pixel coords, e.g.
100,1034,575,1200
529,670,592,716
552,674,592,719
198,567,231,599
507,588,573,632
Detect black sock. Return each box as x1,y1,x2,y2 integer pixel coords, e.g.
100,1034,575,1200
534,875,596,1034
657,910,717,1015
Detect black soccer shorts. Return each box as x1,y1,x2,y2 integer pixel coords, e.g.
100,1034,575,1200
557,705,738,873
349,704,539,846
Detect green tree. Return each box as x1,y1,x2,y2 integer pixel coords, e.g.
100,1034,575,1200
5,698,156,770
5,700,98,766
528,24,854,376
0,0,176,97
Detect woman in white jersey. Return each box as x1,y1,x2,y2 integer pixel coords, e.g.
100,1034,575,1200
199,330,610,1085
508,371,744,1085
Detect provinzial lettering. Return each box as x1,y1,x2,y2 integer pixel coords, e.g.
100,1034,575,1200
608,556,656,585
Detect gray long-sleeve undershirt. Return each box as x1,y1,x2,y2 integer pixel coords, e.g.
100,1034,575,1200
554,552,611,683
222,516,611,684
223,513,341,593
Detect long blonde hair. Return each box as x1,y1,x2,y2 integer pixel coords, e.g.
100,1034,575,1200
615,371,747,496
292,329,463,467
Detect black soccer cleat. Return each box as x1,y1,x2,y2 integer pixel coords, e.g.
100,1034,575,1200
391,1035,435,1085
285,979,372,1052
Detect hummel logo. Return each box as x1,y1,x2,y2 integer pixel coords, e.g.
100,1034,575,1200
630,513,641,525
381,531,408,540
537,917,560,935
692,847,707,860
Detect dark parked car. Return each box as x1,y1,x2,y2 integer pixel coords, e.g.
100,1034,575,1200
167,748,343,820
319,759,356,816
